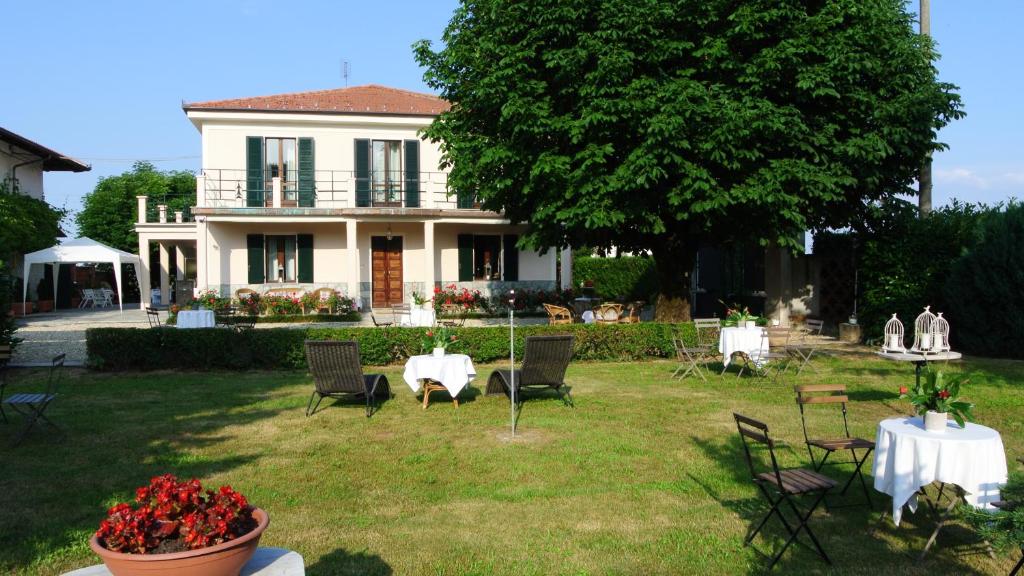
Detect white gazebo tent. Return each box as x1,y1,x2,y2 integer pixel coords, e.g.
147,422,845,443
22,237,142,313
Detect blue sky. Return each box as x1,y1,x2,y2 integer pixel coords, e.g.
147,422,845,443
2,0,1020,233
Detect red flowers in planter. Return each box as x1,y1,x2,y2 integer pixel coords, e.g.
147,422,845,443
95,474,255,554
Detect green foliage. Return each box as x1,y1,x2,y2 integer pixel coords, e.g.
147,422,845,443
0,180,67,263
76,162,195,253
414,0,963,309
0,262,19,348
573,256,657,301
945,203,1024,357
962,470,1024,552
85,323,696,371
897,370,974,427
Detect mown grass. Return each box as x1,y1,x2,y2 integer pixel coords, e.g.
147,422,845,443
1,353,1021,575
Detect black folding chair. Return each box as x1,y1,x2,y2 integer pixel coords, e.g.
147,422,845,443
303,341,390,417
145,307,161,328
4,353,66,446
734,413,836,570
795,384,875,508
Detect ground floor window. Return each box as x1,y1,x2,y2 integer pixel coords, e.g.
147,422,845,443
266,235,296,282
473,235,501,280
458,233,518,282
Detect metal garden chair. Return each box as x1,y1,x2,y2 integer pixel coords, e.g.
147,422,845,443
734,328,790,381
145,307,162,328
486,335,575,406
303,341,390,418
438,303,467,328
4,353,66,446
734,413,836,570
391,303,411,326
787,319,824,375
671,327,710,383
370,310,393,328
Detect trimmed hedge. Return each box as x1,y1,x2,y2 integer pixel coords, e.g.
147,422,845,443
572,256,658,300
86,323,697,371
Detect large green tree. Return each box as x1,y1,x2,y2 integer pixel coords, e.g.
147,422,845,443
414,0,964,320
0,180,66,264
77,162,195,253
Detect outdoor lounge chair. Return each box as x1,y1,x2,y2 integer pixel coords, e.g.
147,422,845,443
794,384,875,508
303,341,390,417
543,303,574,325
734,413,836,570
4,353,66,446
485,335,574,405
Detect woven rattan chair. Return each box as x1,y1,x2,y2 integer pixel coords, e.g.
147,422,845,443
734,413,836,570
618,302,642,324
235,288,257,302
303,341,390,418
311,287,336,314
593,303,623,324
486,335,574,406
795,384,875,508
4,353,66,446
787,319,824,375
543,303,574,325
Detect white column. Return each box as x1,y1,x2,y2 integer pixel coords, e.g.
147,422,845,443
560,247,573,290
138,236,151,306
174,211,183,223
346,220,360,305
196,218,209,294
272,177,282,208
158,242,171,306
423,221,435,293
175,244,186,281
136,196,148,224
195,174,206,207
157,204,167,224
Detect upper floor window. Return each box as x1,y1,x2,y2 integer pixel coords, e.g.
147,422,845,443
265,138,297,204
371,140,402,206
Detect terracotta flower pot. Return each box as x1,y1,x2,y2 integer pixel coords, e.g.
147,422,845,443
88,508,269,576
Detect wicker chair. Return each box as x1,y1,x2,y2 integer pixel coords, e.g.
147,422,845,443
311,287,336,314
235,288,257,302
593,303,623,324
485,335,574,406
618,302,642,324
543,303,574,325
303,341,390,417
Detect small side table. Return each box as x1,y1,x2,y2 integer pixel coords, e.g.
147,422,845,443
838,322,862,343
62,547,304,576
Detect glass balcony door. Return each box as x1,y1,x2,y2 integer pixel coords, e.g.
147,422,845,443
371,140,402,206
265,138,297,206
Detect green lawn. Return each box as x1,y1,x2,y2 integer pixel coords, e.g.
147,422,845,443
1,353,1022,575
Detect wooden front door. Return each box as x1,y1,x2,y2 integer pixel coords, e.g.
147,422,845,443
371,236,403,307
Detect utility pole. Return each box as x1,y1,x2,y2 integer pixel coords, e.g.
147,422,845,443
918,0,933,217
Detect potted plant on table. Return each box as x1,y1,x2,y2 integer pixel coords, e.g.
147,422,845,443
89,474,269,576
423,325,458,357
722,303,759,329
898,370,974,432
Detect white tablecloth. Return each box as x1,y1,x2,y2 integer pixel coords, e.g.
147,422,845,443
176,309,215,329
873,417,1007,526
718,326,766,367
400,308,436,327
403,354,476,397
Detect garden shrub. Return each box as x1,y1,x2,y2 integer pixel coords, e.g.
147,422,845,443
86,323,696,371
573,255,658,300
945,203,1024,358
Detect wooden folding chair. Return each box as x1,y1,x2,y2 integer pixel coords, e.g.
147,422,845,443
734,413,836,570
4,353,66,446
794,384,875,508
736,328,790,381
788,319,824,375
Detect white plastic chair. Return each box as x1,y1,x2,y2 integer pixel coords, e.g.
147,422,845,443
79,289,95,309
98,288,114,307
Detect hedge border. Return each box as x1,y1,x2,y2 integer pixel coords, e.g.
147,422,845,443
86,323,697,371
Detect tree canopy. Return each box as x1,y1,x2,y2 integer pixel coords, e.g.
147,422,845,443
77,162,195,253
414,0,964,319
0,180,66,264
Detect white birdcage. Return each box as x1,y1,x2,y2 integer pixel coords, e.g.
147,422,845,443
882,313,906,353
910,306,938,354
933,312,951,352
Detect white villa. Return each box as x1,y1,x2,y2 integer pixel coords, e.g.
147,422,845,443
137,85,571,308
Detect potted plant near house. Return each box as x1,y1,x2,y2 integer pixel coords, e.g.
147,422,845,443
898,370,974,432
89,474,269,576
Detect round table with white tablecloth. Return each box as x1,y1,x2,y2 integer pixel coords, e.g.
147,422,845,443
718,326,766,367
176,309,215,329
403,353,476,408
400,307,436,327
873,416,1007,526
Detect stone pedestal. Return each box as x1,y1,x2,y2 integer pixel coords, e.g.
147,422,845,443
63,547,304,576
839,322,862,343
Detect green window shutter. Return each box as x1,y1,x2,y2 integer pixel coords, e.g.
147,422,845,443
247,234,265,284
457,234,474,282
457,190,474,209
298,137,315,207
246,137,264,207
354,139,370,207
404,139,420,208
503,234,519,281
297,234,314,282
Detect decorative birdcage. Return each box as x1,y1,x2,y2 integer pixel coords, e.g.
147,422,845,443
933,312,951,352
882,313,906,353
910,306,938,354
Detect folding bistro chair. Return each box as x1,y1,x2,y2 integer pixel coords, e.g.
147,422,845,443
788,319,824,375
0,344,10,423
391,303,411,326
794,384,875,508
671,326,709,383
370,310,393,328
145,307,162,328
735,328,790,381
303,341,390,418
438,303,467,328
4,353,66,446
734,413,836,570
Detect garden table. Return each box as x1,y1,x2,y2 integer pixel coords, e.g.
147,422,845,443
176,309,215,329
399,307,435,327
877,350,962,388
403,353,476,408
63,547,305,575
718,326,766,367
873,416,1007,557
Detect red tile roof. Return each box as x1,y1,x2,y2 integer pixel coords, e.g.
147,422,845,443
183,84,450,116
